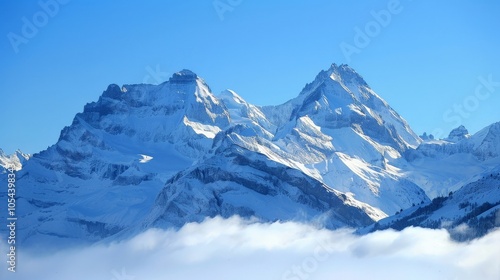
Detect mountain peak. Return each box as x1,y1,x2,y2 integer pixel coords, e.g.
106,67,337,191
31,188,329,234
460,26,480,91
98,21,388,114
0,148,29,171
218,89,246,105
446,125,470,142
169,69,199,84
328,63,368,86
299,63,368,97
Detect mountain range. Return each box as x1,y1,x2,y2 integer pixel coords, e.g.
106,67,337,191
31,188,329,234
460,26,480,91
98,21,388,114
1,63,499,248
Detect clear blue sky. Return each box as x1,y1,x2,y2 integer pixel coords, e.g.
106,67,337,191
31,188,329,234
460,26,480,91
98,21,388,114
1,1,499,154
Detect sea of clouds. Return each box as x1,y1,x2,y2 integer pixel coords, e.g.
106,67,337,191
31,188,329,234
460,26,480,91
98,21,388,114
1,216,499,280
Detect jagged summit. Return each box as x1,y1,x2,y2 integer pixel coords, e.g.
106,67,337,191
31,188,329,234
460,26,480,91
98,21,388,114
169,69,199,84
419,132,435,141
328,63,368,86
0,149,30,171
299,63,367,97
282,63,421,151
446,125,470,142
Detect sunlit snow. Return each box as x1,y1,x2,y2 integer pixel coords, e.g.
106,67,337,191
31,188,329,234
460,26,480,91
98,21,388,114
138,154,153,163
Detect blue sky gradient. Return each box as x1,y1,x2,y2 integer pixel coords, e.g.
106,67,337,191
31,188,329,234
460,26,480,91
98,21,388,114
1,0,499,154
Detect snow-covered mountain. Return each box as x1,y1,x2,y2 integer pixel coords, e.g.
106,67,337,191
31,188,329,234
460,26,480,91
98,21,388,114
264,64,428,215
402,122,500,198
0,149,30,171
0,65,395,247
363,122,500,240
220,64,429,216
1,63,499,247
363,165,500,240
6,70,235,247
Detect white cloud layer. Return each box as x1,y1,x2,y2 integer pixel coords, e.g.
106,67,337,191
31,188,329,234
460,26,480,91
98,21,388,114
1,216,499,280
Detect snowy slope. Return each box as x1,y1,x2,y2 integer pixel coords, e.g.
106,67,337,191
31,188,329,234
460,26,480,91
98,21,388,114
218,89,276,138
140,144,380,232
402,122,500,198
363,165,500,240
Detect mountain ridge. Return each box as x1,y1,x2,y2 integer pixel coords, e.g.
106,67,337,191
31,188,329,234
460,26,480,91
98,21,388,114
1,63,499,248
